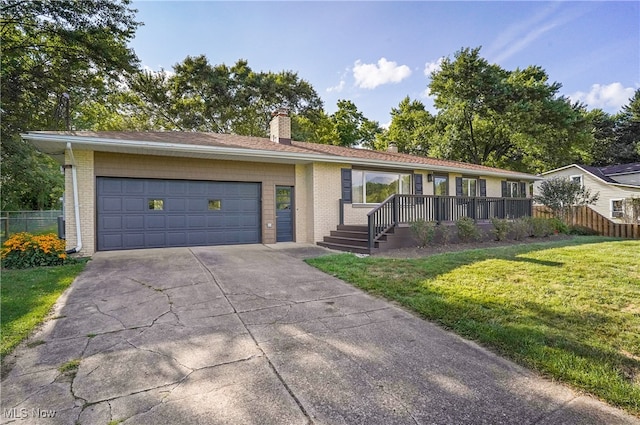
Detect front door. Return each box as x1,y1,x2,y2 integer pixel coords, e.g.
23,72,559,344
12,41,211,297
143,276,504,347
276,186,293,242
433,175,449,221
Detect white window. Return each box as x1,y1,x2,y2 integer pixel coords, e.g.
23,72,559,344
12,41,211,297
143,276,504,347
461,177,477,197
611,199,624,218
352,170,411,204
570,175,583,185
505,181,520,198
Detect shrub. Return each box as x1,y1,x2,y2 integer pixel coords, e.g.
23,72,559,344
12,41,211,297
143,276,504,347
490,218,511,241
529,217,554,238
410,219,437,247
1,233,68,269
456,217,481,242
548,217,569,234
568,225,599,236
511,218,531,241
438,225,452,245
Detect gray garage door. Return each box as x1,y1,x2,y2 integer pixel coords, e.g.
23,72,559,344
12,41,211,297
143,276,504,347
97,177,261,251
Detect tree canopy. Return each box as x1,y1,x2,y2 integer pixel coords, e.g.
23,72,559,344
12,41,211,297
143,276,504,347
1,0,140,210
427,47,593,173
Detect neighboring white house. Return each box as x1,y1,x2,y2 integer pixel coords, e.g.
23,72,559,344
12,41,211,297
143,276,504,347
534,163,640,222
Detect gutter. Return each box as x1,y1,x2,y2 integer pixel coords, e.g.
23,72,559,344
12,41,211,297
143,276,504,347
22,133,540,181
65,142,82,254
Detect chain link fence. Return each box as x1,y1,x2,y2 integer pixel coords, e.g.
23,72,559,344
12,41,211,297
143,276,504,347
0,211,63,242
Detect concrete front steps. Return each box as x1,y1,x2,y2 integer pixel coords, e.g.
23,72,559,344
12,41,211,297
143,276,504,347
317,225,389,254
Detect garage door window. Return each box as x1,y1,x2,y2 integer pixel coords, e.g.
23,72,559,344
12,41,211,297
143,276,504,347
208,200,222,210
148,199,164,210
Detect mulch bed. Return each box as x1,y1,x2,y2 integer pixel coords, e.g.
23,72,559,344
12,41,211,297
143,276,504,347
372,234,573,259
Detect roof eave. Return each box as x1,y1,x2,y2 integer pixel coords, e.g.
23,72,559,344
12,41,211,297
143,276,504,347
21,132,538,181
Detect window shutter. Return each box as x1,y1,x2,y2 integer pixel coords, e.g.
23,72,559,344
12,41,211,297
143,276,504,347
501,181,508,197
519,182,527,198
479,179,487,197
341,168,352,203
455,177,463,197
414,174,423,195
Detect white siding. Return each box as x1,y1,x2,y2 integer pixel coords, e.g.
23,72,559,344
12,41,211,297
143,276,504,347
534,165,640,221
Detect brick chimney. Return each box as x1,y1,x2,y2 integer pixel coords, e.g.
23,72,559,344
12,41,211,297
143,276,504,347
387,142,398,153
269,107,291,145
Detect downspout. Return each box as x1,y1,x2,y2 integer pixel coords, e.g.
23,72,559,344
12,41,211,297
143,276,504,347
65,142,82,254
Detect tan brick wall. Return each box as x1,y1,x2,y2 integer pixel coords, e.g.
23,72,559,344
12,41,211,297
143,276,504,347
294,164,314,242
311,162,349,242
65,149,95,256
94,152,295,245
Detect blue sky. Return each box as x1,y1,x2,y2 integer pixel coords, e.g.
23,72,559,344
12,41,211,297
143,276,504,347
130,1,639,126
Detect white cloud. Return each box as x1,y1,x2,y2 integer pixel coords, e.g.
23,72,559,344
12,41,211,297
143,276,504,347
326,80,345,93
353,58,412,89
424,57,444,77
487,3,587,63
570,83,635,112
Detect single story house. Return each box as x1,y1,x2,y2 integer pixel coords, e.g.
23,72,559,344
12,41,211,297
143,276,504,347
23,111,538,255
534,163,640,222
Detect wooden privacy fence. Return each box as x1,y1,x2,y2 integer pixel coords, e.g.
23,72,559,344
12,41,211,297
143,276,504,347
533,205,640,239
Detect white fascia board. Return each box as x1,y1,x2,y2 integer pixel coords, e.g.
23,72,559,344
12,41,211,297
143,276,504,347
22,133,538,181
538,164,580,176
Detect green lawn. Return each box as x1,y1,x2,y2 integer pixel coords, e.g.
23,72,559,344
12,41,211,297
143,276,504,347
307,236,640,415
1,263,87,358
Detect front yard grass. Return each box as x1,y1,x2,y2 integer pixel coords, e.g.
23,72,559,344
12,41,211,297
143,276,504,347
1,263,87,359
307,236,640,415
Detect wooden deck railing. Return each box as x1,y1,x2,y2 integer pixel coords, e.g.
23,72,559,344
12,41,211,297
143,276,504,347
367,195,533,249
533,205,640,239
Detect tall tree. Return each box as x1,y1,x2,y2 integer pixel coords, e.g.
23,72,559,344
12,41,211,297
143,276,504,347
428,47,592,173
91,56,326,137
374,96,434,154
331,100,382,147
612,89,640,163
1,0,140,210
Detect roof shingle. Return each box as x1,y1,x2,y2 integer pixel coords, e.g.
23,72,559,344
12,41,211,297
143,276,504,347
29,130,533,178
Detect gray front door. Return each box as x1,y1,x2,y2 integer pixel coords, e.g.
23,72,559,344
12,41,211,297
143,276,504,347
276,186,293,242
97,177,261,251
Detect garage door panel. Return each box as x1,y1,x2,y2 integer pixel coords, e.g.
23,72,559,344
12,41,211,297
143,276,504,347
188,215,206,228
188,182,207,195
102,216,122,231
145,233,166,247
125,216,144,229
97,177,261,251
166,181,187,194
125,180,144,193
102,197,123,212
101,179,123,193
165,198,186,212
188,199,205,211
102,234,123,250
146,181,165,193
124,198,144,212
167,216,186,228
123,233,145,249
166,232,187,246
188,232,206,245
146,216,166,229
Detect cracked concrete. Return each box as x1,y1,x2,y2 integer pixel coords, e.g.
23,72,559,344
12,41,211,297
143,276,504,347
1,243,638,425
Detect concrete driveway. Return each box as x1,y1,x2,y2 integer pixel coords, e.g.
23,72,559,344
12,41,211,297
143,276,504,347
1,244,638,425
